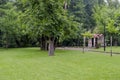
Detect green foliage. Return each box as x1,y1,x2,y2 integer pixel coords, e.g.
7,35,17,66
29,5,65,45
0,1,37,48
20,0,78,42
68,0,97,30
0,2,19,47
82,31,93,38
1,0,120,48
93,1,120,45
106,20,119,35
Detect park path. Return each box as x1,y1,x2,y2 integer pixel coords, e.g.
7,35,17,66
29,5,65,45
57,47,92,51
57,47,120,54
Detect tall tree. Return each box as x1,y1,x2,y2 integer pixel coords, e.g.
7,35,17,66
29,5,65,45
93,0,120,46
0,1,20,48
20,0,77,56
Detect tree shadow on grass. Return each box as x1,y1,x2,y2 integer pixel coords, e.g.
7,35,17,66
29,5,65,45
0,48,82,59
55,49,81,56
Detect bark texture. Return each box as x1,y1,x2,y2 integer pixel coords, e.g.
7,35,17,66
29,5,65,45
48,38,54,56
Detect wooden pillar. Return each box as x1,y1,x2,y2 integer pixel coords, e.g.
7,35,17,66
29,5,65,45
110,36,112,56
83,36,86,53
94,38,96,47
88,39,92,47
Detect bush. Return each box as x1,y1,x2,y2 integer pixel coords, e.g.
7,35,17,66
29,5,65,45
95,43,101,49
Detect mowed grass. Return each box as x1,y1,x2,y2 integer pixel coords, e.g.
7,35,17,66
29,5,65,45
94,46,120,53
0,48,120,80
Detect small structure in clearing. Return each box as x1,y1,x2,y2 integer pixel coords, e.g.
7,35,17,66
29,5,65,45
88,34,104,48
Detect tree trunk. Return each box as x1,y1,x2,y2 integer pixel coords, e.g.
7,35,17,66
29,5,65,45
41,39,45,50
83,36,86,53
45,41,48,50
41,35,48,51
5,33,9,48
110,36,112,57
48,38,54,56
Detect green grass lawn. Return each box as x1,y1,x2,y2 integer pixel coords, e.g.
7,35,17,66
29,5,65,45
94,46,120,53
0,48,120,80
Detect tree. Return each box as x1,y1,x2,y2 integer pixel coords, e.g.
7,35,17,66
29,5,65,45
106,19,119,56
0,1,20,48
68,0,96,30
20,0,77,56
82,31,93,53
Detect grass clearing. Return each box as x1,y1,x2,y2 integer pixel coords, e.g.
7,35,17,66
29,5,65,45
93,46,120,53
0,48,120,80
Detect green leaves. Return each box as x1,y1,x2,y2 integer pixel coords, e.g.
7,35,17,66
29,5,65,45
93,4,120,34
22,0,76,40
82,31,93,38
106,20,119,35
0,1,21,47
